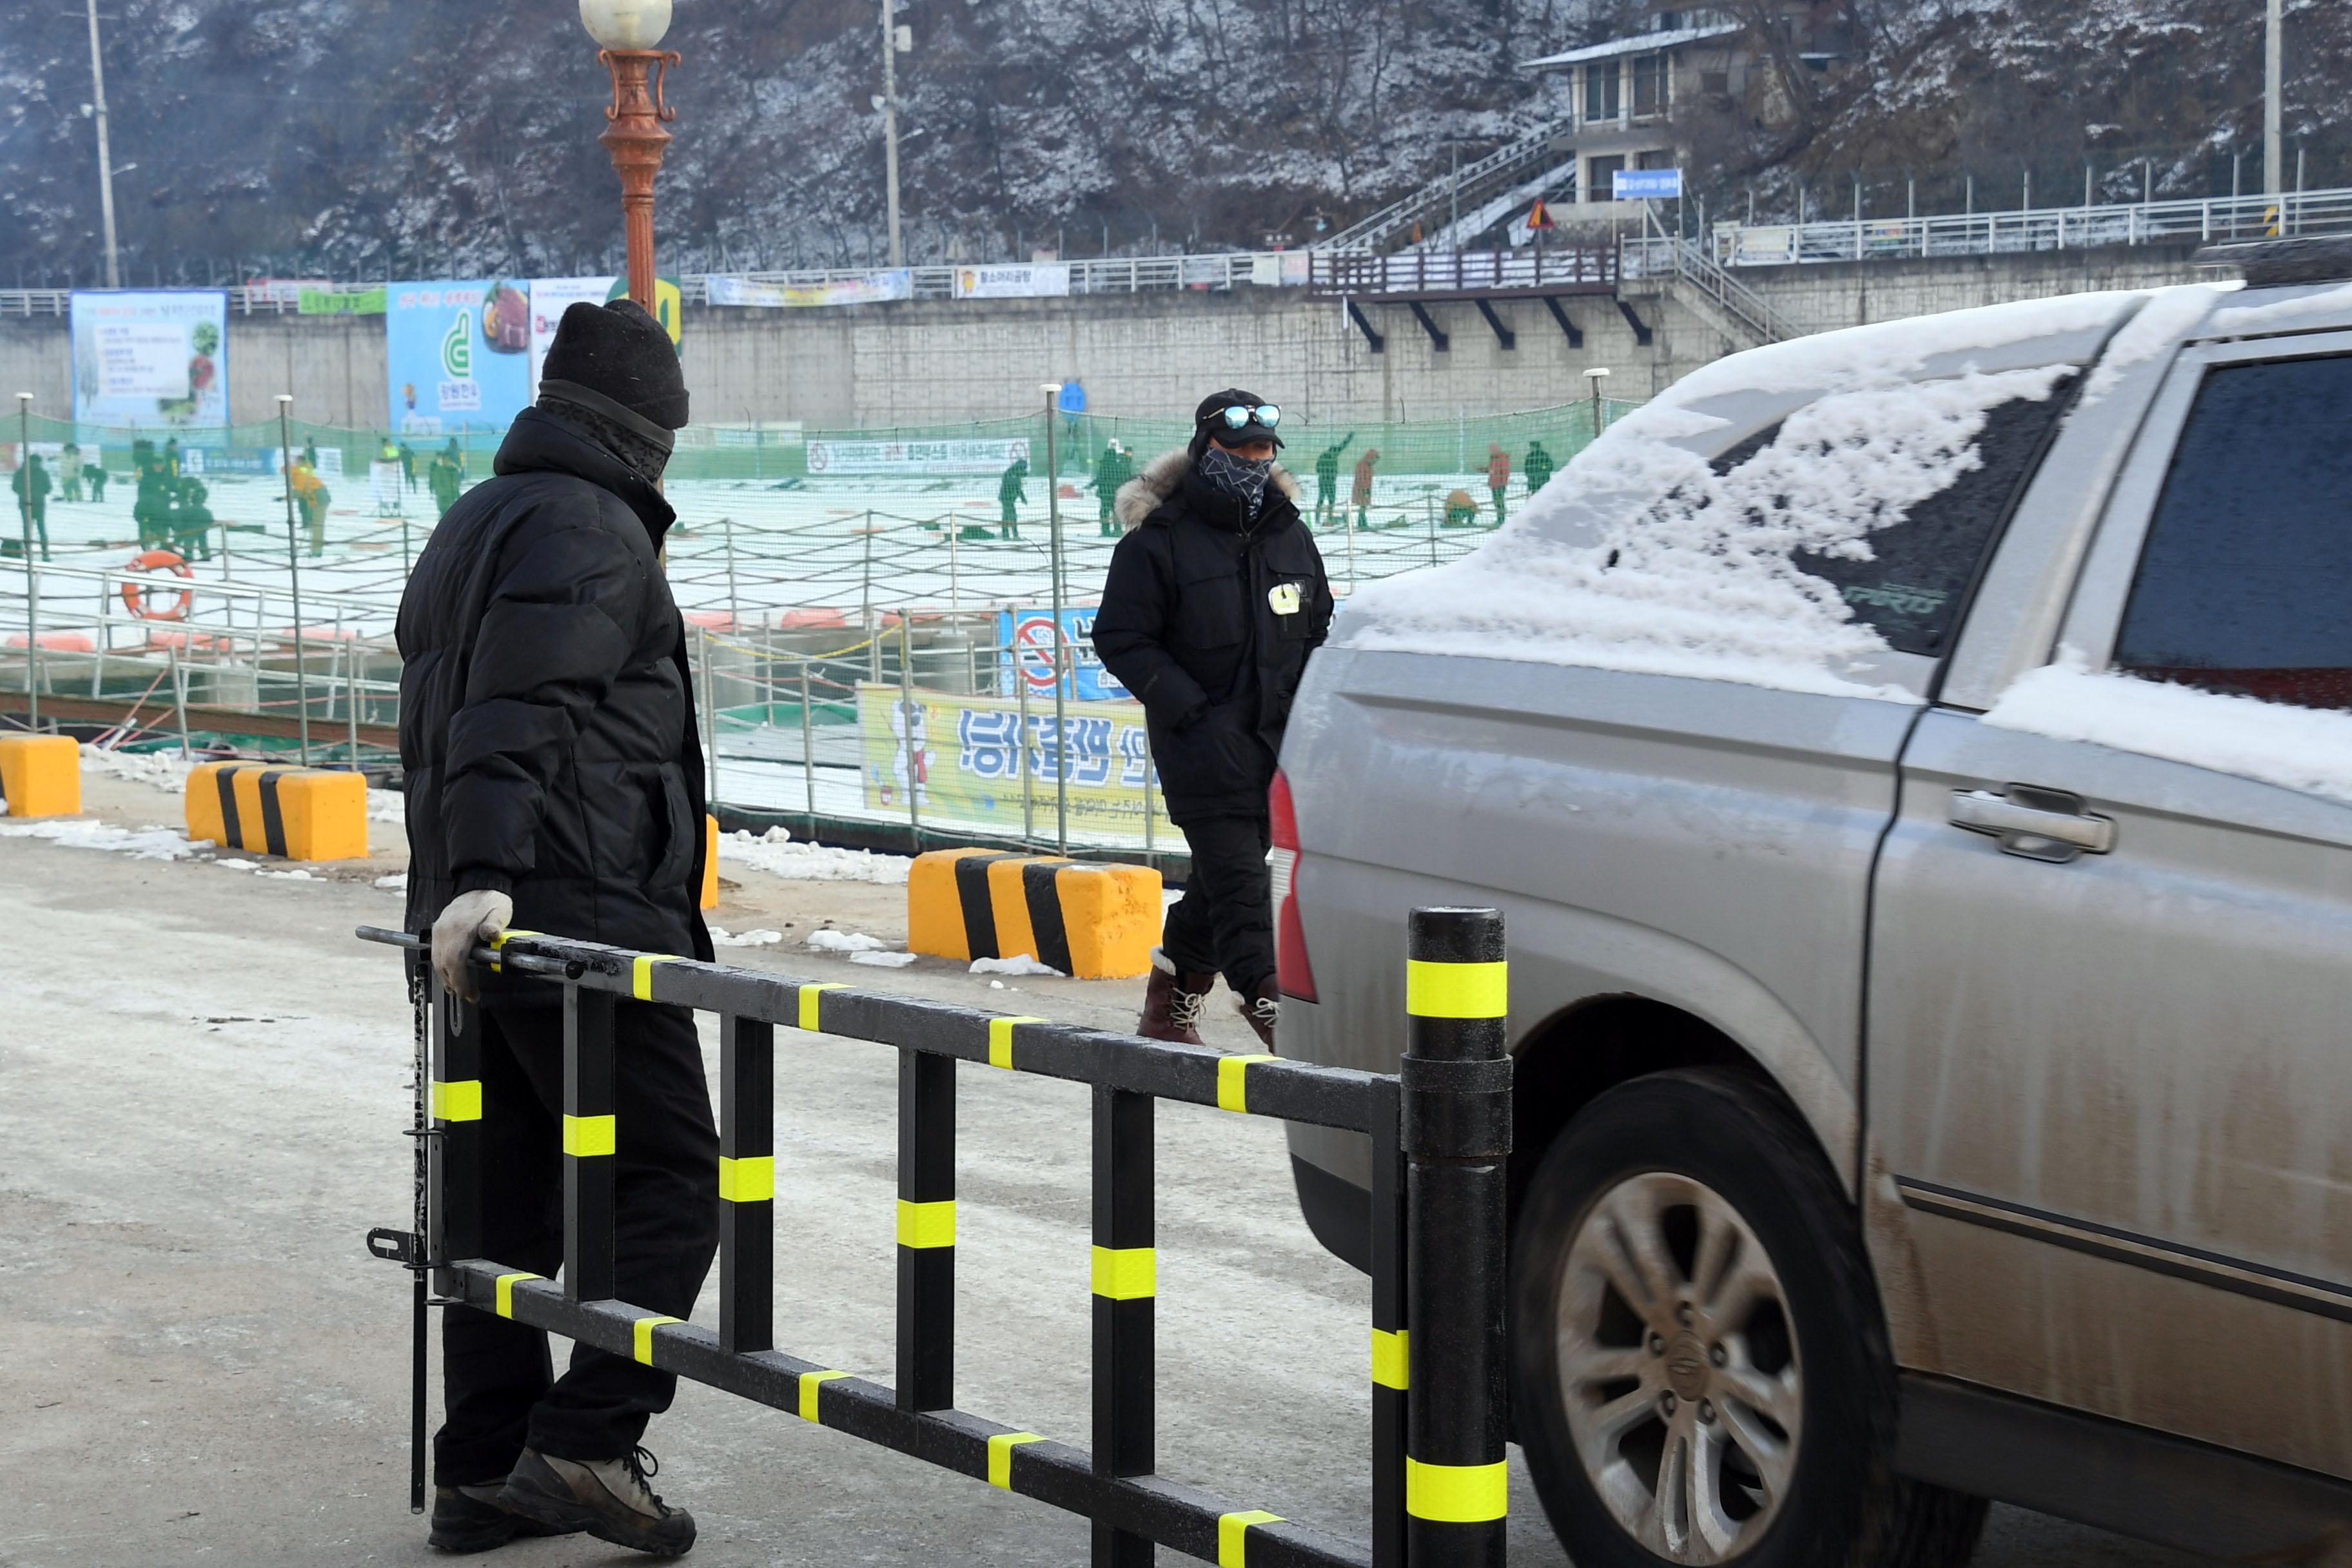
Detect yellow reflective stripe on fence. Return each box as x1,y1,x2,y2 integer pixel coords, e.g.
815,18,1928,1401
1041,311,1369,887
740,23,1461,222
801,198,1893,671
896,1199,957,1250
494,1272,543,1320
988,1015,1044,1070
1404,959,1508,1019
1404,1457,1508,1523
1217,1054,1280,1114
431,1079,482,1122
798,1368,848,1422
563,1114,617,1157
986,1431,1043,1489
718,1155,774,1204
1218,1509,1284,1565
1090,1246,1157,1301
487,928,539,972
796,983,841,1033
632,954,682,1001
633,1315,681,1366
1373,1327,1410,1391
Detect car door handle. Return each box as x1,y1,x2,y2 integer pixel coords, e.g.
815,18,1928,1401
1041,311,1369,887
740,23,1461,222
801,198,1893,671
1949,786,2116,863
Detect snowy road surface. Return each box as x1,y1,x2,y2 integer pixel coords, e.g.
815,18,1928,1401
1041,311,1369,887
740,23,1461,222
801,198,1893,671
0,810,2206,1565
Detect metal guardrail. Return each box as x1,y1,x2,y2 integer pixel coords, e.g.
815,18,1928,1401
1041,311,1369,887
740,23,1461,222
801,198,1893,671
1625,210,1792,344
1712,184,2352,267
1308,248,1617,300
1323,128,1573,255
357,908,1514,1566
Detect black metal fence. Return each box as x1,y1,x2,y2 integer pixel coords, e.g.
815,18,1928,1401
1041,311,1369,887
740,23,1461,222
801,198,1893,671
358,907,1511,1567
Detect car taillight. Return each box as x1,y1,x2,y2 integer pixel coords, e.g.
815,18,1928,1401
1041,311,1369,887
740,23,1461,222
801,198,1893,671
1269,769,1317,1003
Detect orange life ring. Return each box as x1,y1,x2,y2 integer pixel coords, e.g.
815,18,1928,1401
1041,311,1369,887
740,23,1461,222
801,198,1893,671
122,549,196,621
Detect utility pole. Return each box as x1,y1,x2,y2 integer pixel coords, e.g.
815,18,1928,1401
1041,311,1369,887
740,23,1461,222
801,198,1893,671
881,0,907,266
2265,0,2284,199
85,0,120,288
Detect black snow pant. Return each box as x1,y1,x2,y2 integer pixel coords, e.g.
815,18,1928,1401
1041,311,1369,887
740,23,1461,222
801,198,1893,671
1162,811,1275,995
435,997,720,1484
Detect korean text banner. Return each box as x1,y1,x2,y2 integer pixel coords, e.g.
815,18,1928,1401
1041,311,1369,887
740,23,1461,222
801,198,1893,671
707,271,912,308
70,290,229,430
998,606,1126,700
952,264,1071,300
858,683,1173,841
527,277,619,400
806,437,1030,476
386,280,533,435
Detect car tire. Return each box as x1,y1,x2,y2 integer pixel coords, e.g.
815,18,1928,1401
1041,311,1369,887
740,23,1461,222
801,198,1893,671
1509,1068,1988,1568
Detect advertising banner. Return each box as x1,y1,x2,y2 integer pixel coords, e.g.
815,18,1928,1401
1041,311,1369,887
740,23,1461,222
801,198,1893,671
857,683,1171,839
952,263,1070,300
805,437,1030,476
69,290,229,430
997,605,1126,700
707,271,913,308
247,277,330,306
1725,226,1798,266
299,285,387,316
1613,168,1685,200
386,280,533,435
527,277,620,400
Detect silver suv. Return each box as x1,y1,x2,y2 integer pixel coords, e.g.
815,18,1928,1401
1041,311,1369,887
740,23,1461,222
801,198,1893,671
1274,242,2352,1567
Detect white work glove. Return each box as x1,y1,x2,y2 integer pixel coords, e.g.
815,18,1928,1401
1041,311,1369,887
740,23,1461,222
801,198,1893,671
432,889,514,1003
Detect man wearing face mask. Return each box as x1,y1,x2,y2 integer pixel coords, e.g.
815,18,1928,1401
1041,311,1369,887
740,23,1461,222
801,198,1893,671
1093,390,1334,1050
397,299,710,1558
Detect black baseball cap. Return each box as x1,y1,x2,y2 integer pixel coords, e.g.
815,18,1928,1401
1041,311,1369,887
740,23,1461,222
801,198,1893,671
1191,387,1284,455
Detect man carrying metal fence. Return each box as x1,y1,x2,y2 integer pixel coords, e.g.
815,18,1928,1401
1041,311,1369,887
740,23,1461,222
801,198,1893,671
398,297,712,1558
1093,389,1333,1049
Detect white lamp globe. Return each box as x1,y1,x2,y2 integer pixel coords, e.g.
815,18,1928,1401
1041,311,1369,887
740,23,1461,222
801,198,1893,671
580,0,672,50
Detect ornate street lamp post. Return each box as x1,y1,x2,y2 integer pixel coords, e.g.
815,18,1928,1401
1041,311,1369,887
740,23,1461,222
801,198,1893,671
579,0,680,307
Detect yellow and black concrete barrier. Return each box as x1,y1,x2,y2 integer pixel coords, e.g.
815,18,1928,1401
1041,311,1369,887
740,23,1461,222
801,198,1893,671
0,732,80,817
906,847,1161,979
186,760,369,861
355,903,1511,1567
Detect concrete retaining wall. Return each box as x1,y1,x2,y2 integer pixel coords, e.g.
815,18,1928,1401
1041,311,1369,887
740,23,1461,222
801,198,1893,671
0,247,2209,433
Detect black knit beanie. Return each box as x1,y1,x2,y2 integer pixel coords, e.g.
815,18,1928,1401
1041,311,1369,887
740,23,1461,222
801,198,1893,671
540,300,689,430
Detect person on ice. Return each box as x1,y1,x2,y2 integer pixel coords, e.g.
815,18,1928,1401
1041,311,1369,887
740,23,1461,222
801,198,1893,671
1485,443,1512,526
1092,440,1131,536
9,453,50,560
1350,444,1380,531
997,453,1028,540
1311,431,1354,527
398,299,710,1558
1093,389,1333,1050
1522,438,1555,499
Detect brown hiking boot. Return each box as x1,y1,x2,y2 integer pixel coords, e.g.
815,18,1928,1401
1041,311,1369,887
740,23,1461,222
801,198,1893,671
1238,977,1280,1050
496,1446,696,1557
1138,946,1213,1044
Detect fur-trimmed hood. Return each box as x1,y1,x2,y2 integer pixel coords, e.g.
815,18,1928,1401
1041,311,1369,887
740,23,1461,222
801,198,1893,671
1112,448,1302,533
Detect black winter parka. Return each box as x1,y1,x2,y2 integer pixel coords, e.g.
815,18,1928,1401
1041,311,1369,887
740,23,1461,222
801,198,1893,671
1092,449,1334,822
397,409,712,979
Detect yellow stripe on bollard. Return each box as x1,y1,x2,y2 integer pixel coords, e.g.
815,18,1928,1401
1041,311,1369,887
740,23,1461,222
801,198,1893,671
430,1079,482,1122
798,1368,848,1422
718,1155,774,1203
988,1015,1044,1070
796,983,840,1034
632,954,681,1000
633,1315,681,1366
896,1199,957,1250
487,929,540,972
1217,1054,1280,1114
1404,1457,1509,1523
1217,1510,1284,1565
1090,1246,1157,1300
1372,1327,1410,1391
494,1272,543,1320
1404,959,1508,1019
986,1431,1043,1489
562,1114,616,1157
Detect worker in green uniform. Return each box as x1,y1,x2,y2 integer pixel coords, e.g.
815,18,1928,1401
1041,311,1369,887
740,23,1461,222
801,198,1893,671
162,437,182,480
9,453,51,560
399,441,418,492
170,476,215,561
1312,433,1355,527
997,455,1028,541
133,455,173,549
85,459,108,504
1523,440,1556,498
1092,441,1131,536
429,446,463,518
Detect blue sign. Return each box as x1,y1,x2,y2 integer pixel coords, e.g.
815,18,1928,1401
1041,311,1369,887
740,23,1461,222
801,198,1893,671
997,606,1128,701
1612,168,1685,201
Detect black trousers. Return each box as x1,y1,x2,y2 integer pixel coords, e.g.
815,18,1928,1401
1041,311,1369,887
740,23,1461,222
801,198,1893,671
435,999,720,1483
1162,811,1275,995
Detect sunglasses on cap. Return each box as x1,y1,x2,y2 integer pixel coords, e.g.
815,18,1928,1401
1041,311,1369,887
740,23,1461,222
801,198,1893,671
1214,403,1282,431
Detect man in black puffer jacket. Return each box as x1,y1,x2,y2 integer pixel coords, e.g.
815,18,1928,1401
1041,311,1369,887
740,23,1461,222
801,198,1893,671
1093,389,1334,1050
398,299,707,1559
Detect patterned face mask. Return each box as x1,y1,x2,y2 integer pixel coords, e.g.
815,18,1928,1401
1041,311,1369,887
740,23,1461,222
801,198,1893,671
1197,442,1275,517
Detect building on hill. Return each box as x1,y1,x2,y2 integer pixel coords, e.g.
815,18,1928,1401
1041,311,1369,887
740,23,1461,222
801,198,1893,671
1522,5,1852,213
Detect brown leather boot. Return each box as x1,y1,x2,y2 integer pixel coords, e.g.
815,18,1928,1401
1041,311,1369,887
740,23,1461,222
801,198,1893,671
1137,946,1214,1044
1238,977,1280,1050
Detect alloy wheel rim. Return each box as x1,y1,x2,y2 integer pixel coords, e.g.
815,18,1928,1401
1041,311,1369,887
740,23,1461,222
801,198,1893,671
1555,1170,1802,1563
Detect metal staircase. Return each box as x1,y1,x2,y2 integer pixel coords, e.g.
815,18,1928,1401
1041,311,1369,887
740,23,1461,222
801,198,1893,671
1321,126,1576,254
1634,204,1792,344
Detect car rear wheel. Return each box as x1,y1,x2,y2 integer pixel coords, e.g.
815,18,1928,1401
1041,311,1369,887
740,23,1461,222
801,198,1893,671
1510,1068,1988,1568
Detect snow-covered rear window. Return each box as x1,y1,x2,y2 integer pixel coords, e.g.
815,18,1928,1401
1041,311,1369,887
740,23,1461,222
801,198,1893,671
2115,353,2352,712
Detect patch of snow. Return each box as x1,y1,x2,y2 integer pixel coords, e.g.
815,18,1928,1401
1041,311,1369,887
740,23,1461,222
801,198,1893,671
217,858,260,870
1339,364,2072,699
2208,280,2352,337
0,819,201,859
807,928,890,953
2080,284,2231,406
1983,653,2352,803
368,790,406,824
719,827,910,885
259,868,317,880
988,979,1006,989
374,872,409,890
79,746,195,792
710,926,785,948
969,954,1064,977
847,948,920,968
